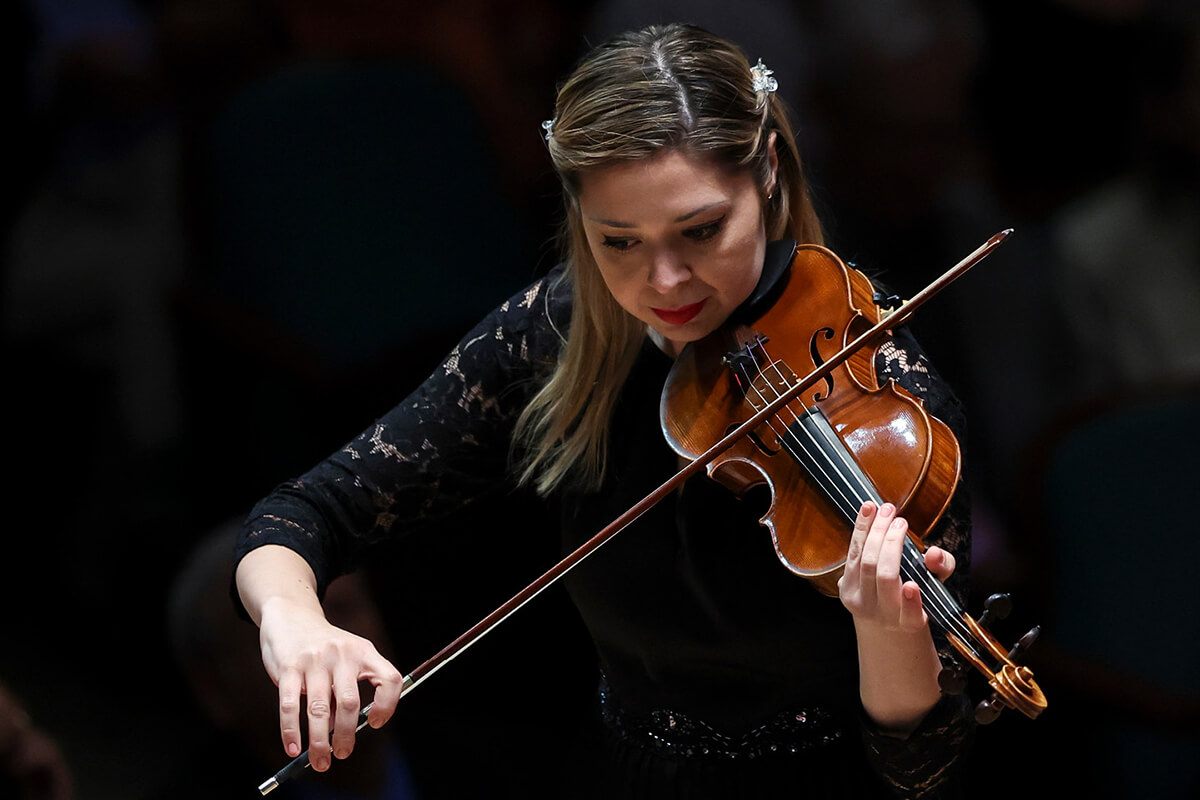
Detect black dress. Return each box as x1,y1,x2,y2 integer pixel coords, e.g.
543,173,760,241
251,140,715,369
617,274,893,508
235,262,974,799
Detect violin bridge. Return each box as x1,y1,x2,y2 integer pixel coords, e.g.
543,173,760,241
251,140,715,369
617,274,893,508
738,360,798,415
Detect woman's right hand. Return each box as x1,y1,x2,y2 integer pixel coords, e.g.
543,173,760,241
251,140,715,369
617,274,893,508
237,546,404,771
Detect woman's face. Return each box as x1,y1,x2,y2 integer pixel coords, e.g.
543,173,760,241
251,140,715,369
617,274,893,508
576,146,776,356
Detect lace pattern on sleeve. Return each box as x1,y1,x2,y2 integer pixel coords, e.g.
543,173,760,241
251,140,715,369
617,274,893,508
862,693,974,799
237,270,570,590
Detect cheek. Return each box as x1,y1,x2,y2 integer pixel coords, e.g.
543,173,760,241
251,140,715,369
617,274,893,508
591,258,641,312
734,258,765,301
715,237,766,305
604,275,646,318
584,237,631,292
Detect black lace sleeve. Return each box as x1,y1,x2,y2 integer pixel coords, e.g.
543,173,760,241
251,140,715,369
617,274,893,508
862,692,974,799
234,269,571,595
861,325,976,799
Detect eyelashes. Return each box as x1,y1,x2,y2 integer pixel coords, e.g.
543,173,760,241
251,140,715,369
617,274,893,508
601,235,636,252
684,218,724,242
600,216,726,253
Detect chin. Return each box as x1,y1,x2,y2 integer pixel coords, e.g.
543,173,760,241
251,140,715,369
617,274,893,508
658,323,711,353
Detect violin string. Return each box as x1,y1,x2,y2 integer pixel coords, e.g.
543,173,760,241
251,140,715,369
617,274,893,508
738,339,883,530
747,350,974,645
742,340,889,531
744,340,877,516
740,341,870,518
749,359,979,656
739,339,983,658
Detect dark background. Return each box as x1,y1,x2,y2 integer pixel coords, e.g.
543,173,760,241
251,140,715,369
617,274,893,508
2,0,1198,798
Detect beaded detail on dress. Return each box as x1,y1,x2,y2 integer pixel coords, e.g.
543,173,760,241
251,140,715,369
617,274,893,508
598,675,844,761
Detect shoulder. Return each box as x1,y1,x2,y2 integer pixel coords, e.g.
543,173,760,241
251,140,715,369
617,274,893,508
472,262,572,340
439,263,573,386
496,262,573,334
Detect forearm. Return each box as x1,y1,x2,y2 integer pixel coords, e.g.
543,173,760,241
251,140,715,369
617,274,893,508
236,544,325,627
855,619,944,737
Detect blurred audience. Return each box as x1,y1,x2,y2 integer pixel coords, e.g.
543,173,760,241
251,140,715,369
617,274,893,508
0,680,74,800
1049,11,1200,400
1019,13,1200,798
5,1,1199,797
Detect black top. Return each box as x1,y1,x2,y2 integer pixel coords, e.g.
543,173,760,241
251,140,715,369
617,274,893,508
235,261,974,798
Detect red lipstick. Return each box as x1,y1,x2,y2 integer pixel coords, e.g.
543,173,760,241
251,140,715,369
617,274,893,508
651,299,707,325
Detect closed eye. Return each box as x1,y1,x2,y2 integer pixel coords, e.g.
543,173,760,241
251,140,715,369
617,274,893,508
684,216,725,243
601,235,638,252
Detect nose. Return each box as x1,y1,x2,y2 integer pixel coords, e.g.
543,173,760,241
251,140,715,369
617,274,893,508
647,249,691,292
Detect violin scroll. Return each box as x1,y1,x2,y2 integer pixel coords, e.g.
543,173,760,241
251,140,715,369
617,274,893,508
943,594,1047,724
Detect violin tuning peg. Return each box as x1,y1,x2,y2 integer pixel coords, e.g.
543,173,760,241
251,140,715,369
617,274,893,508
974,694,1004,725
977,592,1012,629
937,665,967,696
1007,625,1040,663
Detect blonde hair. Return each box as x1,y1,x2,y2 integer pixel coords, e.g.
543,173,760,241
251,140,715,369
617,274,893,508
514,23,825,495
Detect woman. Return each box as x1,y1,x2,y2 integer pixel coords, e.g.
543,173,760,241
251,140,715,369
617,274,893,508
234,23,973,799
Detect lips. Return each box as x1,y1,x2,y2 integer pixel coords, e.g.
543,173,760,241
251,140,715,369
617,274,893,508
651,299,707,325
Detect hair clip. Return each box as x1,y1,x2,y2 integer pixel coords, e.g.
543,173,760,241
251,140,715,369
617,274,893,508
541,119,554,142
750,59,778,95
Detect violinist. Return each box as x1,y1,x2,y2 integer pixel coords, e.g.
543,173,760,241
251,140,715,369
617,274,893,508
234,23,975,799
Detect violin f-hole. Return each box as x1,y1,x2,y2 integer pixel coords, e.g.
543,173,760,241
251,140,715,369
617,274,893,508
808,327,836,402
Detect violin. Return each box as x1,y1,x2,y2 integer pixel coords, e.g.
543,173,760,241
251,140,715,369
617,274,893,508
662,234,1047,724
257,229,1046,795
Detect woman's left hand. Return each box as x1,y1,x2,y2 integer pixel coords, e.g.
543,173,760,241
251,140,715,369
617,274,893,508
837,500,956,631
839,501,955,734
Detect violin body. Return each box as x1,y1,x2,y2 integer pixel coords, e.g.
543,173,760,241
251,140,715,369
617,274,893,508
661,243,961,596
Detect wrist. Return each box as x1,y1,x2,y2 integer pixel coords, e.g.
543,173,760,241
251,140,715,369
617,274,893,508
855,622,944,735
258,590,323,623
851,614,933,642
236,544,322,626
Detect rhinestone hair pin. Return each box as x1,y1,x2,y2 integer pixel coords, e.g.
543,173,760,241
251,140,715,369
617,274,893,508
541,118,554,142
750,58,778,94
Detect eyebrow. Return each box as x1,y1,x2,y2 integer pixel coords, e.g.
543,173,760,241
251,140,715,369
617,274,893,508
588,201,727,228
